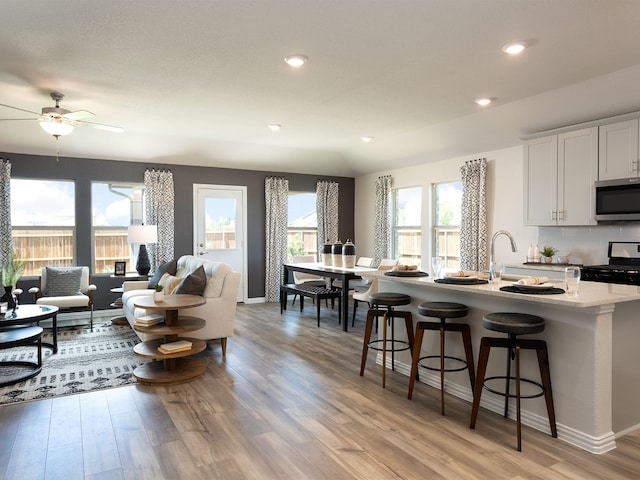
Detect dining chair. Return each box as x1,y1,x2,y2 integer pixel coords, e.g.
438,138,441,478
356,257,374,267
351,259,398,326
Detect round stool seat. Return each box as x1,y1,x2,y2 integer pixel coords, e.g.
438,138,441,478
418,301,468,319
483,312,545,336
369,292,411,307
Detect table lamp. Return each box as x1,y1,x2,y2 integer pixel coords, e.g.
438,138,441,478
127,224,158,275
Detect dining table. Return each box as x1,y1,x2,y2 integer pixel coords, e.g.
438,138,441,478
282,262,378,331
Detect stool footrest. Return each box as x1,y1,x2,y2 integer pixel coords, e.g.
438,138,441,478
368,338,411,353
483,375,545,400
417,354,469,373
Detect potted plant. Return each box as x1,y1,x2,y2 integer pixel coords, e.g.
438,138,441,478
1,250,26,310
153,284,164,302
2,249,25,288
540,245,558,263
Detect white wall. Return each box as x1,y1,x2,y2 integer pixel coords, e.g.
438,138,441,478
355,144,640,269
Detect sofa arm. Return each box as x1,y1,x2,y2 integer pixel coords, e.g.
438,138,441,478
123,280,150,292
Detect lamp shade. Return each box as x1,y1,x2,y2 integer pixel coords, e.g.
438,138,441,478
39,119,75,137
127,225,158,244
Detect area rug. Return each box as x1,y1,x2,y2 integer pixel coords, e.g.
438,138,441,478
0,321,145,405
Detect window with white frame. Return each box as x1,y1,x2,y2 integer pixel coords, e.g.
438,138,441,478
11,178,76,276
287,192,317,262
92,182,145,274
433,181,463,270
392,186,422,266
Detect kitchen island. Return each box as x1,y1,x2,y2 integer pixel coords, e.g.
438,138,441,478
365,271,640,454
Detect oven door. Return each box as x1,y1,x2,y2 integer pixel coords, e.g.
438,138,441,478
581,267,640,285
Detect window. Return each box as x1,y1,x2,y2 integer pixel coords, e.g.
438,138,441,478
287,192,317,262
203,196,236,250
92,182,145,274
11,179,76,276
433,181,463,270
392,186,422,265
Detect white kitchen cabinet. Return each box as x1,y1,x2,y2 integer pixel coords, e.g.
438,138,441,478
523,127,598,226
598,118,639,180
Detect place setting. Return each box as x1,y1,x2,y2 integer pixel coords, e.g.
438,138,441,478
432,257,489,285
500,275,567,295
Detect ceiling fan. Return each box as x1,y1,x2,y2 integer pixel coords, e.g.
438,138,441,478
0,91,124,138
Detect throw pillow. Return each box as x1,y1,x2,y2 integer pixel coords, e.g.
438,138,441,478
148,259,178,289
174,265,207,296
43,267,84,297
158,273,182,294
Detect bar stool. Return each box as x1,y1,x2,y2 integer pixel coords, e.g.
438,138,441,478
407,302,475,416
359,292,414,388
469,312,557,451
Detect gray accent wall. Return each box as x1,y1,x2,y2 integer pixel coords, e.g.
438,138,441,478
4,151,355,308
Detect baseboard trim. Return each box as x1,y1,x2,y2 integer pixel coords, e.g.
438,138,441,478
375,355,617,454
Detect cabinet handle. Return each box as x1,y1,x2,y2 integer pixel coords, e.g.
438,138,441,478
558,210,565,220
552,210,557,221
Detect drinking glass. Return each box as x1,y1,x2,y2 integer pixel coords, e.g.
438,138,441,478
431,256,443,279
490,262,503,285
565,266,581,295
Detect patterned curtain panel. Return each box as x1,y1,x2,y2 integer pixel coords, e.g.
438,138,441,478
144,169,175,271
0,159,12,267
316,180,339,254
460,158,488,271
373,175,392,266
265,176,289,302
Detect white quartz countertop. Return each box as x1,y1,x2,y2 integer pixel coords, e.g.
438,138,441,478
367,271,640,309
505,263,582,272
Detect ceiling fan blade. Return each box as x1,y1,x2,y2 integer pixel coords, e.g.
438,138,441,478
64,109,95,121
0,103,40,116
0,117,38,121
76,119,124,133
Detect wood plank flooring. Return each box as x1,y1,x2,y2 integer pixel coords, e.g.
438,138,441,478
1,302,639,479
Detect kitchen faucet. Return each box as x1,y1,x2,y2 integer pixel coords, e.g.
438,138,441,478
490,230,518,279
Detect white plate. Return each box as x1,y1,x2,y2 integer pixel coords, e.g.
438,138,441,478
511,282,554,290
445,273,477,280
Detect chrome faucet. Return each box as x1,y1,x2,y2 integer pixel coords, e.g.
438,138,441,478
490,230,518,278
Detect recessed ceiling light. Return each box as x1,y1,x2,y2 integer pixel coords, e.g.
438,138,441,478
268,124,282,131
284,55,308,67
360,136,374,143
474,98,492,107
502,42,527,55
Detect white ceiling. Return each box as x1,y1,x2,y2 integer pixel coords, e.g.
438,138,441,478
2,0,640,176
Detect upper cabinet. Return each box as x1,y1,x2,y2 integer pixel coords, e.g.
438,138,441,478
598,119,639,180
524,127,598,226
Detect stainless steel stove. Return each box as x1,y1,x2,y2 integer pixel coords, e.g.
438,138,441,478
581,241,640,285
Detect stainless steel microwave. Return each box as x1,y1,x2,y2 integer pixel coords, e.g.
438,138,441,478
595,177,640,221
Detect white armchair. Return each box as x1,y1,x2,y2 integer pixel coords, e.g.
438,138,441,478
28,266,97,331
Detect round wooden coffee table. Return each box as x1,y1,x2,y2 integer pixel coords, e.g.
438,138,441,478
132,294,207,385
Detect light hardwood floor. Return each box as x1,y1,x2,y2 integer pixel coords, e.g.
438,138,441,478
1,302,639,479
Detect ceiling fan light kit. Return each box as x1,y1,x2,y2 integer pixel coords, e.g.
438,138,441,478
39,118,74,137
0,90,124,141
